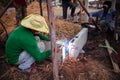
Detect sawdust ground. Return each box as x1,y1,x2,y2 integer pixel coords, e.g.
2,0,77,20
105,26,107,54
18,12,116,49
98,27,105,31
0,27,120,80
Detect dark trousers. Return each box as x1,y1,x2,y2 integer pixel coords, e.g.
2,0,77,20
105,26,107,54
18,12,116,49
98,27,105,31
15,6,27,22
62,1,76,19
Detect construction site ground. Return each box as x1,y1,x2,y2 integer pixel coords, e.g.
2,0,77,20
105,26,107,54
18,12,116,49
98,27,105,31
0,1,120,80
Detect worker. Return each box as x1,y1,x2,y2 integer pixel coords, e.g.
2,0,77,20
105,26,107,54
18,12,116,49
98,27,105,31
5,14,52,71
62,0,76,19
13,0,27,25
89,1,116,36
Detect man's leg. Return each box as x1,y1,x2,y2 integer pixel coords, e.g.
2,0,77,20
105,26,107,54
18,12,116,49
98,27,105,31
17,36,49,70
70,4,76,17
99,20,109,32
15,6,23,25
35,36,46,52
69,2,76,17
17,51,35,70
62,4,68,19
21,6,27,19
99,20,114,41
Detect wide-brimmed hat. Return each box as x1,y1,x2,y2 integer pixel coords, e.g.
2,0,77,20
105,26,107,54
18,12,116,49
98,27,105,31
21,14,49,33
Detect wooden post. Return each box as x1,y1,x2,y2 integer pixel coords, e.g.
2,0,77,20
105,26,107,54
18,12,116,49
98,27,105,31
84,0,89,22
0,0,14,18
0,19,8,38
46,0,59,80
79,0,83,24
0,0,14,38
39,0,43,16
111,0,116,10
115,0,120,43
105,39,120,73
114,10,118,41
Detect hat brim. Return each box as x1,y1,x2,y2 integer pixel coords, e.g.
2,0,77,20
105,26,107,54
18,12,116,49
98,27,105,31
21,14,49,33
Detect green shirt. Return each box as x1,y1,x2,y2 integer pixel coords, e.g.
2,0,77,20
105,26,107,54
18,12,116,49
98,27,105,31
5,25,52,64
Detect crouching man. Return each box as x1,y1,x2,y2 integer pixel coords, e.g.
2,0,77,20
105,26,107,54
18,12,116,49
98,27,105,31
5,14,52,70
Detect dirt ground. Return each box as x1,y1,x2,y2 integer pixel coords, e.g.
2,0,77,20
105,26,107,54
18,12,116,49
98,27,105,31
0,1,120,80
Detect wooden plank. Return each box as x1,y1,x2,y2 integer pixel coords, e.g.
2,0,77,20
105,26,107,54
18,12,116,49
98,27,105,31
105,39,120,73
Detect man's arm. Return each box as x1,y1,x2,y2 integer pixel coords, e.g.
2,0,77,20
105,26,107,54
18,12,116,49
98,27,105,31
35,33,50,41
89,10,102,18
22,36,52,62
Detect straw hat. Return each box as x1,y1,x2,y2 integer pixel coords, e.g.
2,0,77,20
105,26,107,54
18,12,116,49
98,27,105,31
21,14,49,33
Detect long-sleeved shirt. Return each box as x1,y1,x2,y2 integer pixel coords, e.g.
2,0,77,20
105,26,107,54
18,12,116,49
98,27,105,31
5,25,51,64
89,8,116,30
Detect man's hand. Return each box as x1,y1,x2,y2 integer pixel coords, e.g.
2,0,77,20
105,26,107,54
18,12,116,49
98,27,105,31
88,18,93,24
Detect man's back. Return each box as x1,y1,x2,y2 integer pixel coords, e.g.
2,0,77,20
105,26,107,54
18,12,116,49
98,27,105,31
5,25,36,64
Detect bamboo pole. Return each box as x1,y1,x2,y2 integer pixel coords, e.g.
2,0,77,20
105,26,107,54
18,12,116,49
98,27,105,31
105,39,120,73
46,0,59,80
